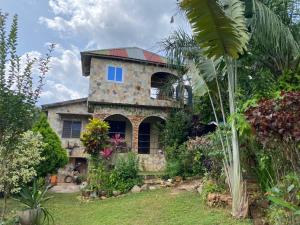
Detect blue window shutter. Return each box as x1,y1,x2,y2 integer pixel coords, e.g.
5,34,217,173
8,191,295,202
108,66,115,81
115,67,123,82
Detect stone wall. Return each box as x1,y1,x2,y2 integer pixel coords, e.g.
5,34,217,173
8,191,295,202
46,101,90,158
46,102,168,171
88,57,180,108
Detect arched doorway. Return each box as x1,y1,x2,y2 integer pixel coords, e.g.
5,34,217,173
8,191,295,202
138,116,165,154
104,114,133,151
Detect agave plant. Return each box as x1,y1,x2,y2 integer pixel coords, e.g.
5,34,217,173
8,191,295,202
15,179,54,225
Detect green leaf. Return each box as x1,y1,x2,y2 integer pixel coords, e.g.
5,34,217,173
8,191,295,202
180,0,249,59
287,184,295,193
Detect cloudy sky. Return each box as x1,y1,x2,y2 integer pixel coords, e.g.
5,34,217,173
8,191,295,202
1,0,189,105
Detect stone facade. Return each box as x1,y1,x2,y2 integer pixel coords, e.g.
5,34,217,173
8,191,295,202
44,99,91,159
43,47,183,172
88,57,180,108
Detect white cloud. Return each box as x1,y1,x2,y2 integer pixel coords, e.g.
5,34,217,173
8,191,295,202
38,45,89,105
39,0,187,50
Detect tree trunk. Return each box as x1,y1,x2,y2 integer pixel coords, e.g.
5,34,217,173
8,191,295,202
1,192,8,220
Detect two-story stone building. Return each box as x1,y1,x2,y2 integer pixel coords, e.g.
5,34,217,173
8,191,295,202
42,47,189,173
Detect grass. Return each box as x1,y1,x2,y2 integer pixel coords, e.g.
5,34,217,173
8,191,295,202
2,189,252,225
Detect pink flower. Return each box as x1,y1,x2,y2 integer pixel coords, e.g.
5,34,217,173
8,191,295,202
100,148,113,159
111,133,125,146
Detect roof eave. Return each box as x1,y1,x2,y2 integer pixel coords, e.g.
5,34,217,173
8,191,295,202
41,98,88,109
80,52,169,77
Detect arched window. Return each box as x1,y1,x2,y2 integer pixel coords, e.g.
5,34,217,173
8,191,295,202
150,72,177,100
104,114,133,150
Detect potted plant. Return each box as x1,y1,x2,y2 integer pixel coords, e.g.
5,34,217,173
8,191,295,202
15,179,54,225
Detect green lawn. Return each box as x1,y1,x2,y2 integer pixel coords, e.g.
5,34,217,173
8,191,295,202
2,189,252,225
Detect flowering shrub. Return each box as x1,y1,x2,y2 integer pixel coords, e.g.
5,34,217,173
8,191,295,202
81,118,110,157
111,133,127,153
0,131,44,194
100,148,113,159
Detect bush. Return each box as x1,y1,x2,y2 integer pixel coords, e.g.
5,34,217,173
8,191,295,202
162,110,191,150
32,113,68,177
110,152,142,193
267,173,300,225
186,132,225,181
165,159,182,178
81,118,110,157
164,143,202,178
245,91,300,173
200,178,225,203
86,152,141,195
164,131,226,180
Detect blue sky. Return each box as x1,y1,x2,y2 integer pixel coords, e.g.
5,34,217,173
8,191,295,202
1,0,189,105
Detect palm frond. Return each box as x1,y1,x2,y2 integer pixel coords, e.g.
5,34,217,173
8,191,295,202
180,0,249,59
252,0,299,58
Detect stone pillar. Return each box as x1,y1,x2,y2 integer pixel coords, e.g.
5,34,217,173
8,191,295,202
128,115,144,153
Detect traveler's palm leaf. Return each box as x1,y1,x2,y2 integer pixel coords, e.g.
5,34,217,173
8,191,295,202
180,0,249,59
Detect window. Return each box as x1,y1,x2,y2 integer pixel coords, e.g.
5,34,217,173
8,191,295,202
107,121,126,138
62,120,82,138
138,123,150,154
107,66,123,82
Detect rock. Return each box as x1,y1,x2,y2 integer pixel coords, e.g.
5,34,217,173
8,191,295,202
90,191,98,198
80,181,88,190
207,193,232,207
99,190,107,197
131,185,141,193
178,184,196,192
165,181,173,187
197,186,203,194
175,176,183,183
113,190,121,196
149,185,161,190
141,184,149,191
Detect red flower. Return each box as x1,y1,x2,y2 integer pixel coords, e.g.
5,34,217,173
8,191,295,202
111,133,125,146
100,148,113,159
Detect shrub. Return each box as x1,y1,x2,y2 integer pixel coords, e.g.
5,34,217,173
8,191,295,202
200,178,225,203
32,113,68,177
81,118,110,157
165,160,182,178
267,173,300,225
245,91,300,173
186,132,225,181
110,153,141,193
162,110,191,150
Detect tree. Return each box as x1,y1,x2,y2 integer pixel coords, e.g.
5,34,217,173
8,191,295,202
0,12,53,219
164,0,299,217
32,113,68,177
178,0,250,218
0,13,53,143
0,131,44,218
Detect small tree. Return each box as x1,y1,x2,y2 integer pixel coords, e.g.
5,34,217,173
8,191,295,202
0,131,44,218
81,118,111,193
0,12,53,219
32,113,68,177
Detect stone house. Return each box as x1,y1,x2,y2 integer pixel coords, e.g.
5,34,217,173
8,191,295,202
42,47,190,173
